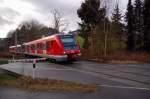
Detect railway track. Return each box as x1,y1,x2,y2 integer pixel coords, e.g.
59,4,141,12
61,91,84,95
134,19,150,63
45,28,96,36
59,61,150,88
82,64,150,77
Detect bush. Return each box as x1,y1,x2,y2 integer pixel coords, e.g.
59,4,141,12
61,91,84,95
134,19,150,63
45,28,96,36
81,50,150,63
0,59,8,65
0,53,12,59
77,36,85,48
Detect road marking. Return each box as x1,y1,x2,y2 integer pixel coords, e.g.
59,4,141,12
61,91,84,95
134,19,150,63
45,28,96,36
61,65,105,77
8,63,73,71
99,84,150,91
37,67,73,71
60,65,150,91
3,62,150,91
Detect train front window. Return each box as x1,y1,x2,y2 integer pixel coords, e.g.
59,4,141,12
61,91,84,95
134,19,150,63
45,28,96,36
60,35,77,50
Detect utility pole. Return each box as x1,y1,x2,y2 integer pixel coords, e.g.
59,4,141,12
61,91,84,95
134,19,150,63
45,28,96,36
103,0,113,57
15,32,18,54
104,1,107,57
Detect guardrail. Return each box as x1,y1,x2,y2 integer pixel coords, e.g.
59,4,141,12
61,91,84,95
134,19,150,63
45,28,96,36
8,58,48,79
8,58,47,63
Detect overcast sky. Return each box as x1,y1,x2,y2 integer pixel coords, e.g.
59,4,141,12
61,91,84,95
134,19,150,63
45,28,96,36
0,0,128,38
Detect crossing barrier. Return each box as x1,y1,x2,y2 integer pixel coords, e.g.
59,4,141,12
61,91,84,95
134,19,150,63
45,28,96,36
8,58,47,63
8,58,47,79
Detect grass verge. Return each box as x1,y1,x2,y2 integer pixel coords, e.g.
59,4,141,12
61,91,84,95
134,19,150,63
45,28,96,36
0,59,8,65
0,74,99,93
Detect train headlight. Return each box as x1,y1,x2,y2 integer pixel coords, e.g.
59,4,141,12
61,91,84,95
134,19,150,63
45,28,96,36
63,52,66,54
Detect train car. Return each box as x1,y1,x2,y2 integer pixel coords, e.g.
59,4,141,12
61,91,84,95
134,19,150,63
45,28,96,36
9,46,16,53
9,34,81,62
9,45,22,53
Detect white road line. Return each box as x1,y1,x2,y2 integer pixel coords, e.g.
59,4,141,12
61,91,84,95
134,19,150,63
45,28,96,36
4,62,150,91
59,65,150,91
99,84,150,91
61,65,105,77
37,67,73,71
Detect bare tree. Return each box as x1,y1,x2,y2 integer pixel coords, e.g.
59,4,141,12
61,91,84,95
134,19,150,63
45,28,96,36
101,0,113,56
51,9,69,33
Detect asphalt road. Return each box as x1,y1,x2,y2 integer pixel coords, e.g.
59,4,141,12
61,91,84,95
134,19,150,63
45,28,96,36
62,61,150,88
0,61,150,99
0,86,150,99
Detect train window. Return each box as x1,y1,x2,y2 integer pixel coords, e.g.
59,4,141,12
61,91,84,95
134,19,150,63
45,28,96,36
46,41,50,49
36,44,39,50
41,43,44,50
18,47,21,52
43,43,46,50
25,45,28,52
34,44,37,50
40,43,42,49
27,46,30,52
31,44,35,50
60,35,77,50
37,43,39,49
22,45,25,52
60,35,76,43
37,43,41,50
41,43,43,49
51,41,54,46
37,43,44,50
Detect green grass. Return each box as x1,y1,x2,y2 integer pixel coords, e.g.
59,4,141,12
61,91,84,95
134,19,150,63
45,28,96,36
77,36,85,48
0,74,18,86
19,76,99,93
0,59,8,65
0,74,16,81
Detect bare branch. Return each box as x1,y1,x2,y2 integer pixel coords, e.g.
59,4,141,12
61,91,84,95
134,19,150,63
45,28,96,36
50,9,69,33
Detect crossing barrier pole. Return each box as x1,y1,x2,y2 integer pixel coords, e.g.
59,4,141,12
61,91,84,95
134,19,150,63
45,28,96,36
32,59,36,79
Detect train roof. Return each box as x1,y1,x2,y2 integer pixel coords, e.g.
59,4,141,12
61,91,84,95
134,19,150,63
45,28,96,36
9,46,16,48
9,45,21,48
9,34,74,47
24,34,57,45
24,34,73,45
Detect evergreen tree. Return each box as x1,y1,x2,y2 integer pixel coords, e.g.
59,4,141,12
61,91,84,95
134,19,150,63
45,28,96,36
134,0,143,50
111,4,123,38
111,3,124,49
143,0,150,51
77,0,102,28
126,0,135,51
77,0,106,48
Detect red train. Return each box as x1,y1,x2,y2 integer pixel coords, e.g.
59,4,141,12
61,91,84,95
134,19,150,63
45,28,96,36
9,34,81,62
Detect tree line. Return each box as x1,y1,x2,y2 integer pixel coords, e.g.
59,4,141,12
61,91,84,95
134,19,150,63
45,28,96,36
1,9,67,51
1,0,150,55
77,0,150,56
126,0,150,51
6,20,57,46
0,19,58,52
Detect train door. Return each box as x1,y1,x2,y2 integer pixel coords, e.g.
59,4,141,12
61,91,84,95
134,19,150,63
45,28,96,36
43,42,46,54
46,41,51,55
27,45,30,53
51,41,55,55
46,40,54,55
52,41,58,55
37,43,43,54
25,45,28,53
22,45,25,53
31,44,35,54
34,44,37,54
52,39,62,55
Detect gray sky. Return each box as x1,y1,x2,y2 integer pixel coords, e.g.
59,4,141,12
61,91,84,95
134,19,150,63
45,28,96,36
0,0,128,38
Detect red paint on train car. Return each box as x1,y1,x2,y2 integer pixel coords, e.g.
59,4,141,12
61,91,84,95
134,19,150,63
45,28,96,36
37,43,43,54
9,34,81,62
